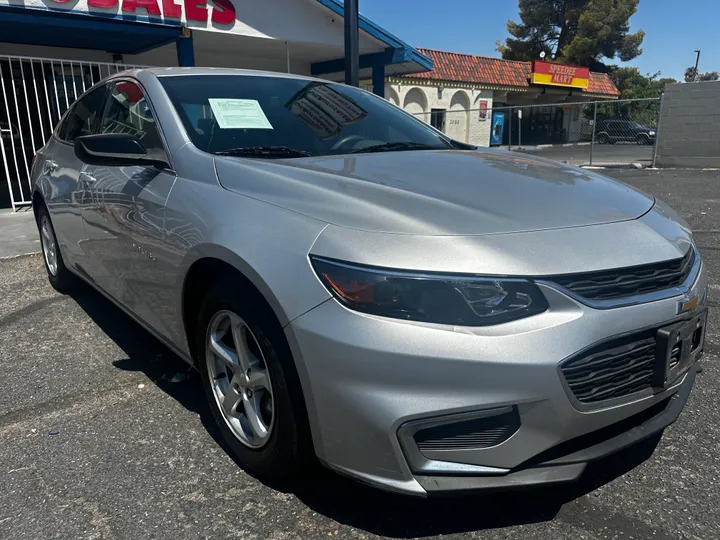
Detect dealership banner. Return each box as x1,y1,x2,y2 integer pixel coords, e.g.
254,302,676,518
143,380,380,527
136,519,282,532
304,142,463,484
0,0,381,50
531,60,590,90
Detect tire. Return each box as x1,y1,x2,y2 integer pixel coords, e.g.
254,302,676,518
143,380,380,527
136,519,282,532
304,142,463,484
36,204,74,293
597,133,609,144
636,134,650,145
195,279,310,480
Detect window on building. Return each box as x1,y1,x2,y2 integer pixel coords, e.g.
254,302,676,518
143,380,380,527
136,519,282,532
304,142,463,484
56,85,108,142
430,109,446,132
101,80,167,161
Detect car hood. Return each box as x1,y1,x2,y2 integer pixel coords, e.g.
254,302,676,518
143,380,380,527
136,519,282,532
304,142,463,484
215,149,655,236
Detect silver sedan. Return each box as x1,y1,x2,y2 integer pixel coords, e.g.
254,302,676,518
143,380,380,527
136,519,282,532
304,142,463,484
31,68,707,496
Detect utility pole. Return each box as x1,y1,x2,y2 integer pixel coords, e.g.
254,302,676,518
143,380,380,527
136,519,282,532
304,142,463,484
344,0,359,86
693,50,701,82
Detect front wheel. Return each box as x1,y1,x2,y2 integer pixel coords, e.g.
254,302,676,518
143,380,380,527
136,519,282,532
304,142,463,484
36,205,74,293
596,133,610,144
196,281,310,480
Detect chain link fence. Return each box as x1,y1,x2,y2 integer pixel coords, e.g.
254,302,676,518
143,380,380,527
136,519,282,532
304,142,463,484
413,97,661,167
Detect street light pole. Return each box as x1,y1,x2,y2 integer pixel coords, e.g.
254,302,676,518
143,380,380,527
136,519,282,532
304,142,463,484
693,50,701,82
344,0,359,87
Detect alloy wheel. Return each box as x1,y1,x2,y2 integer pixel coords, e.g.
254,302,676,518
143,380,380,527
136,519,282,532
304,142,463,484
40,214,58,276
206,310,275,449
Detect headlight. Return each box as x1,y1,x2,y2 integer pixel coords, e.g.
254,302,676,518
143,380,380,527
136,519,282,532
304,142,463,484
311,257,548,326
649,131,656,135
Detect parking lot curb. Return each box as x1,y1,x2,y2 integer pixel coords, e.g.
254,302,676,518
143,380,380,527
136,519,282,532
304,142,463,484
0,251,41,261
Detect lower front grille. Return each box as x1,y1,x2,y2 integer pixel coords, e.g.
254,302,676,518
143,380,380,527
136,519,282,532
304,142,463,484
561,331,657,404
414,409,520,452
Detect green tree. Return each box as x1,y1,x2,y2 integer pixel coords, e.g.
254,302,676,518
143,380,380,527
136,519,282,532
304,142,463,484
497,0,645,70
592,67,675,125
609,67,674,99
684,67,719,82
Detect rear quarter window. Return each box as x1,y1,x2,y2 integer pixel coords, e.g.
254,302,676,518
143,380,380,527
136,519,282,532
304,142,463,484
56,84,108,143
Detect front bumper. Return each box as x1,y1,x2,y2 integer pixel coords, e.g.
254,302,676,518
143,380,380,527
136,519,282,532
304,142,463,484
415,366,695,494
285,263,707,496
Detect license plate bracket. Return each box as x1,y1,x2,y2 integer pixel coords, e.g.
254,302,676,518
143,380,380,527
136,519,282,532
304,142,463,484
653,308,707,390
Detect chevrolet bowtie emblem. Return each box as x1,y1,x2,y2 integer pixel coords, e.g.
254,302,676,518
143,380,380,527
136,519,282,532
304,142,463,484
678,292,699,314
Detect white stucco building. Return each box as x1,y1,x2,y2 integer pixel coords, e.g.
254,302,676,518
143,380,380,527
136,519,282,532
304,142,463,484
378,49,620,147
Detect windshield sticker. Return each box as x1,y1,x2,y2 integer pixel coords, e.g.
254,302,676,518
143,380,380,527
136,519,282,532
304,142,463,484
208,99,274,130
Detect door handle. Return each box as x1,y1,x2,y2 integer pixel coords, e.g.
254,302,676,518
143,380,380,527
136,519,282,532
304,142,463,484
43,160,58,174
79,171,96,184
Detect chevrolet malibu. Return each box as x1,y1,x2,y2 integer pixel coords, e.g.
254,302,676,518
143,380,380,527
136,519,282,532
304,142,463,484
31,68,707,496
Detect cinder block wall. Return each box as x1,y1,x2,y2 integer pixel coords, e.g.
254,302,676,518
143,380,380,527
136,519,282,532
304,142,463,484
656,80,720,168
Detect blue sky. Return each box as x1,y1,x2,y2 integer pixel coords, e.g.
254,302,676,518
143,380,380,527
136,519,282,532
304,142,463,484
358,0,718,80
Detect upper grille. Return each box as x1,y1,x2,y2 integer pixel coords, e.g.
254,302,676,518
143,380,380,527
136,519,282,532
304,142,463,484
547,248,695,301
414,409,520,452
561,331,657,404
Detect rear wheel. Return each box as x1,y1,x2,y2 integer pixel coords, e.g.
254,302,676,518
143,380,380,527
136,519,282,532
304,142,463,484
597,133,610,144
36,205,74,293
196,280,310,480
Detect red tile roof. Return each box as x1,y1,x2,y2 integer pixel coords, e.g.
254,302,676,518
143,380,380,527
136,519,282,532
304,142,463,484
405,48,620,97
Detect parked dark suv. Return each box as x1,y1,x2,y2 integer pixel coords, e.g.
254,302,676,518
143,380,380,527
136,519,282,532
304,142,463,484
596,119,656,145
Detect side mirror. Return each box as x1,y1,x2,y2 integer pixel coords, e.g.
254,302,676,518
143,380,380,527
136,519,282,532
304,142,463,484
74,133,169,168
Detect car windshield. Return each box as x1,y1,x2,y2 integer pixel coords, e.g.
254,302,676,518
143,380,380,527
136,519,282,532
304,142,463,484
158,75,455,158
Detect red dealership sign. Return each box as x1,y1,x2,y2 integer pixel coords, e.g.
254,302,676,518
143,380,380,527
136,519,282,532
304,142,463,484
44,0,236,23
531,60,589,89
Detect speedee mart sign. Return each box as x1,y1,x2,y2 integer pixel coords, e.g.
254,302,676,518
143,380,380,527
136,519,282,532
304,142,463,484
531,60,590,90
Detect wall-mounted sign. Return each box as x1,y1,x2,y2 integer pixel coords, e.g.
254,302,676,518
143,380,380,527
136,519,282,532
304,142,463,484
490,111,505,146
0,0,386,48
17,0,236,23
531,60,589,89
478,100,488,120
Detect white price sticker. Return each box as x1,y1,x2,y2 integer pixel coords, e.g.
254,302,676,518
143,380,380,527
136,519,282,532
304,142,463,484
208,99,273,130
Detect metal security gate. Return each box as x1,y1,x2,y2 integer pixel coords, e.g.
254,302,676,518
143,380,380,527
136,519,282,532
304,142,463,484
0,54,145,211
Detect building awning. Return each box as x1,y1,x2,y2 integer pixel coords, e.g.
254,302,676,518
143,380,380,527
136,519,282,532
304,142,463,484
310,0,432,80
0,7,182,54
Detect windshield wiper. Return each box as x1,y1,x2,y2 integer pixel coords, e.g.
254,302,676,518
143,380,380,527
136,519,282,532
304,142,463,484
215,146,314,158
350,141,445,154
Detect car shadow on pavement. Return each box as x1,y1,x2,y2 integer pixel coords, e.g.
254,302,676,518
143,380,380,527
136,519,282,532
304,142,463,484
68,284,205,415
290,433,661,537
69,282,663,539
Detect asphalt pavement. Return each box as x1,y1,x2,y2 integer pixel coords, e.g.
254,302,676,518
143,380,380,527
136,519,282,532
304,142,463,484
0,208,40,258
1,169,719,539
517,142,654,166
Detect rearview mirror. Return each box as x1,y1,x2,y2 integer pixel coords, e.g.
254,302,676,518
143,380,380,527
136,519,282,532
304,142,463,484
74,133,169,168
